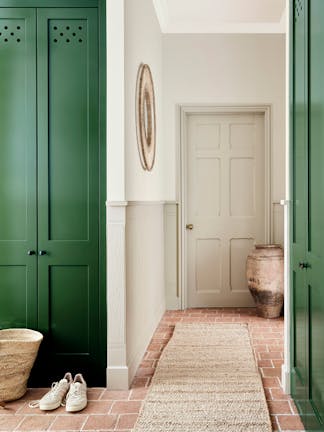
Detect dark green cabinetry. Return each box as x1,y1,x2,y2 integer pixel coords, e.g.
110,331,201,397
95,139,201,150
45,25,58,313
291,0,324,429
0,8,37,330
0,5,106,386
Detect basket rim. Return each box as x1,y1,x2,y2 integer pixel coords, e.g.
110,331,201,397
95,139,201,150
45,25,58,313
0,328,43,342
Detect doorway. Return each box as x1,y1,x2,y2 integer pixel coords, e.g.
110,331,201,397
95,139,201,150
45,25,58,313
180,105,271,308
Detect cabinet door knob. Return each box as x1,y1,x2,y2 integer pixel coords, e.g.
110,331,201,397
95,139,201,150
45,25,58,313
27,250,36,256
299,262,309,269
186,224,194,230
39,250,47,256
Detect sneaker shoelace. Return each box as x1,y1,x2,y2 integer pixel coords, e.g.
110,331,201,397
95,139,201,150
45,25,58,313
67,383,83,401
28,380,67,408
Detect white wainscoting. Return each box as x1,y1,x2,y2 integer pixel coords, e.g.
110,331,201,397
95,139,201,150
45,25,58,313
107,201,167,388
106,201,128,389
126,202,166,385
164,203,180,310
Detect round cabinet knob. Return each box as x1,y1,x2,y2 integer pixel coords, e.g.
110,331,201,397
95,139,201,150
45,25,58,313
186,224,194,230
299,262,309,269
39,250,47,256
27,250,36,256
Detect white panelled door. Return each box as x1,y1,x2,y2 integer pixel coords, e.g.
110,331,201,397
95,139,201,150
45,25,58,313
186,112,267,307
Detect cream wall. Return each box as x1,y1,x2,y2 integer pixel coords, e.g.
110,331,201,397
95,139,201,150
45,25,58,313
125,0,166,201
163,34,286,213
106,0,125,201
124,0,166,385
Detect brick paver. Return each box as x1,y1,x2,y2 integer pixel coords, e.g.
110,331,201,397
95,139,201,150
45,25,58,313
0,308,304,431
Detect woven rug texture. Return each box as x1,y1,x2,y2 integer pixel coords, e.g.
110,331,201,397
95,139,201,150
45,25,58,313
133,323,272,432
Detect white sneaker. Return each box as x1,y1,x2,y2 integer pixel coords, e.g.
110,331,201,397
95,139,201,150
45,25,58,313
65,373,87,412
38,372,72,411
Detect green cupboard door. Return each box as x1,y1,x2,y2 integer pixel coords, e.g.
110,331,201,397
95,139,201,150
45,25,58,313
291,0,309,421
306,1,324,428
36,8,104,385
0,9,37,330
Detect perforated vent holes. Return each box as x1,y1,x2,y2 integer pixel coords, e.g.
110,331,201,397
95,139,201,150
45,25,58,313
51,21,86,45
0,20,24,44
295,0,304,21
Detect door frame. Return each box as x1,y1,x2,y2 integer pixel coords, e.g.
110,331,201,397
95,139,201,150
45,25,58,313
178,104,272,309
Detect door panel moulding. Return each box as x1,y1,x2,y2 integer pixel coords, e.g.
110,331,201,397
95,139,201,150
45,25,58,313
178,104,272,310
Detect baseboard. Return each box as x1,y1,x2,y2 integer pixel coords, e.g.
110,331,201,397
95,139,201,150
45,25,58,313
107,366,129,390
281,363,291,394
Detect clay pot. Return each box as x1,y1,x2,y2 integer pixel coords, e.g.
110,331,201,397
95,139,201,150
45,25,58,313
246,245,284,319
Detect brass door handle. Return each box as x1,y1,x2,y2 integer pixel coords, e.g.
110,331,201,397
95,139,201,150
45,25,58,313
186,224,194,230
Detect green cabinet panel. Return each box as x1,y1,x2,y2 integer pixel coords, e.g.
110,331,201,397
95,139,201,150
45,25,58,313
0,5,105,386
45,15,93,241
36,8,102,384
49,266,90,354
291,0,324,429
0,8,37,330
0,267,29,328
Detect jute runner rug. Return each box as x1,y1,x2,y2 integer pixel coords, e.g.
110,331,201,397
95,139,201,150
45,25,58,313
133,323,272,432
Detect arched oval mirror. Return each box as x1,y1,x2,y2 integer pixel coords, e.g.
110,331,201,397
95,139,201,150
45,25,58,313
135,64,156,171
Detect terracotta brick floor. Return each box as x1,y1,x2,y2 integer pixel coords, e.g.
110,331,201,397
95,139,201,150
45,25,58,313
0,308,305,431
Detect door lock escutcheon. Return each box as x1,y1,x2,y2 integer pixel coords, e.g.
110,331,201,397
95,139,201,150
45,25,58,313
299,262,309,269
186,224,194,230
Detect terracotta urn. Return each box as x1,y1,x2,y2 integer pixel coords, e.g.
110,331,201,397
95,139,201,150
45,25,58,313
246,244,284,319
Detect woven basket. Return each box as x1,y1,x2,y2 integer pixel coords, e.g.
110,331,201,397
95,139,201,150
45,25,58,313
0,328,43,402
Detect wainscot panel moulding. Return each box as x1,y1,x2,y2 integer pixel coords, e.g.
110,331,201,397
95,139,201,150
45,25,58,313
135,63,156,171
106,201,128,207
127,201,166,206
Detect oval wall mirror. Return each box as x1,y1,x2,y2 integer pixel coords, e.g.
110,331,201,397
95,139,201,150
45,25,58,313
135,63,156,171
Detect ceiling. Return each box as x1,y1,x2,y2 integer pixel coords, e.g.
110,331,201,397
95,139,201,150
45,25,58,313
153,0,286,34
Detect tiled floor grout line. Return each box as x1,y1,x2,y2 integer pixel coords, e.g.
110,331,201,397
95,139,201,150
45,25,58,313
13,415,25,432
79,413,89,431
113,413,119,431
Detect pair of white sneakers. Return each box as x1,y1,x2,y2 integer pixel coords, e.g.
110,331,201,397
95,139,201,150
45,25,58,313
29,373,87,412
